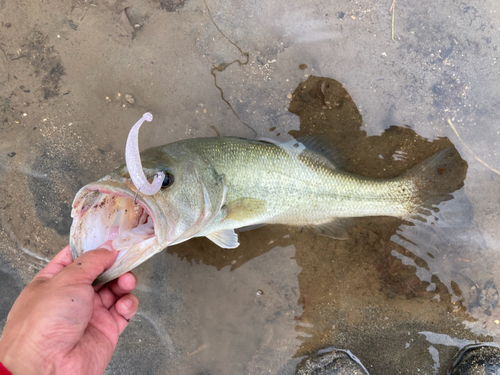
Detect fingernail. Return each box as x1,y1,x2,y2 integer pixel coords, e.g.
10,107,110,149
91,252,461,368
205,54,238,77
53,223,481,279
98,240,115,252
122,298,133,310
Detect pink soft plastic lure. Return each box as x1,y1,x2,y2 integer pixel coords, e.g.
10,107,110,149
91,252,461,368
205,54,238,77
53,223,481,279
125,112,165,196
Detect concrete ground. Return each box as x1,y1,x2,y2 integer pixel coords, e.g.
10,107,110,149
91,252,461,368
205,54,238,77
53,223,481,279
1,0,499,373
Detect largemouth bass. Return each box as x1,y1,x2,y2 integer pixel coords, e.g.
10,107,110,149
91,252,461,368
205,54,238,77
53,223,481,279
70,133,463,284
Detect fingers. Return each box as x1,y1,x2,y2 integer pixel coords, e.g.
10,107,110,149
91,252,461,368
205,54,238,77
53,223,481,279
57,248,118,286
97,272,138,310
34,245,73,281
109,294,139,335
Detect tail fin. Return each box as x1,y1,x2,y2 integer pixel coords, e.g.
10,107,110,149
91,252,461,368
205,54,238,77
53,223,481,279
403,147,469,224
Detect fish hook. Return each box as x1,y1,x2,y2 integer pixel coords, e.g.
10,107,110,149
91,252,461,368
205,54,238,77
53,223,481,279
125,112,165,201
133,188,140,205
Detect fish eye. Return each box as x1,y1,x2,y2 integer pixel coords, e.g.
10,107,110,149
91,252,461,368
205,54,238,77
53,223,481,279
161,171,174,189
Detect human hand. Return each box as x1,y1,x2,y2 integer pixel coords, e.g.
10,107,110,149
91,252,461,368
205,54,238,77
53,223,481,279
0,245,139,375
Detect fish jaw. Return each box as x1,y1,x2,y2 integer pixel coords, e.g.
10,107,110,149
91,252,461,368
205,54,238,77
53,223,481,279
70,180,171,285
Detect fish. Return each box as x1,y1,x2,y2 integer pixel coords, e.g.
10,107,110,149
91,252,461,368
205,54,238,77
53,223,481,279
70,117,465,285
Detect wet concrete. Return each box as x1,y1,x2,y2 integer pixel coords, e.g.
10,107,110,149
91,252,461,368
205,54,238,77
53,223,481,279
1,0,500,374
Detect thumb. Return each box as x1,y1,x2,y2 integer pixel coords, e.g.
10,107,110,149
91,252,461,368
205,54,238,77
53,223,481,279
57,249,119,286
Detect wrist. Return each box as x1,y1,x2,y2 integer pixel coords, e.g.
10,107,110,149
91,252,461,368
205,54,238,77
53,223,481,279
0,329,47,375
0,362,12,375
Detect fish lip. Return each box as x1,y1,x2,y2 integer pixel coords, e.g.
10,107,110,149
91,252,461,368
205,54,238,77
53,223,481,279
70,179,167,262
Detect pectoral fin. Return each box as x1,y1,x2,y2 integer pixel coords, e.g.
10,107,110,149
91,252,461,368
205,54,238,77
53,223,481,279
223,198,267,222
206,229,240,249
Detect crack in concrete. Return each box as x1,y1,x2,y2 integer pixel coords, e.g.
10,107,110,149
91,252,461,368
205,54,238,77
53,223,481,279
203,0,257,138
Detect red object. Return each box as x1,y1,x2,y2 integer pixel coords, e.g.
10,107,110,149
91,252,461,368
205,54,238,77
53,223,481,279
0,362,11,375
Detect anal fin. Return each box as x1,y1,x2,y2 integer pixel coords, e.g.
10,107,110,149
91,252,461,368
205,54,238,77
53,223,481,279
236,223,267,233
314,218,354,240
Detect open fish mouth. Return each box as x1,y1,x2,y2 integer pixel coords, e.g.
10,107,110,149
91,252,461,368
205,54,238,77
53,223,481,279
70,180,166,284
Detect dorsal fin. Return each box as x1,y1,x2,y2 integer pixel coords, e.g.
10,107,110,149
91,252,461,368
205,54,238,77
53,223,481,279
294,136,344,168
